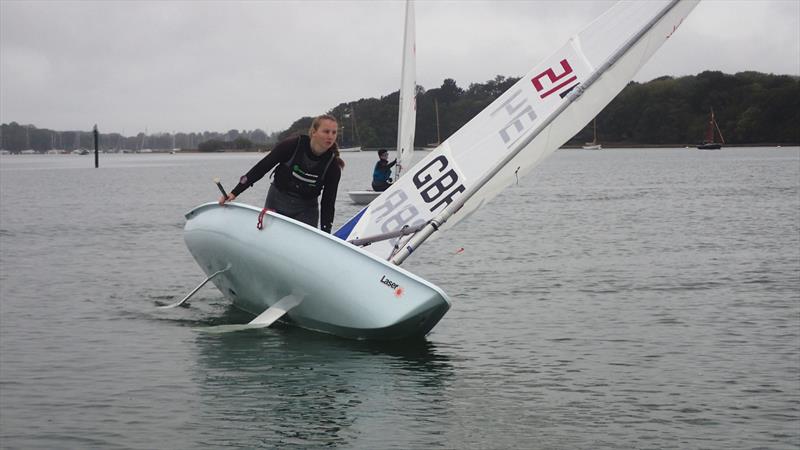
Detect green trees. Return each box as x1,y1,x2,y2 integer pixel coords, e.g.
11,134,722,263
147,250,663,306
0,122,270,153
325,71,798,148
572,71,799,146
197,139,226,152
2,71,796,153
197,137,254,152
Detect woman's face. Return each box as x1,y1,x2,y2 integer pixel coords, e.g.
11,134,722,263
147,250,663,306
310,119,338,151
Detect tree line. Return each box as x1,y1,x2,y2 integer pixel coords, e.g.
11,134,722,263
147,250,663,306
2,70,797,153
0,125,278,153
283,70,798,148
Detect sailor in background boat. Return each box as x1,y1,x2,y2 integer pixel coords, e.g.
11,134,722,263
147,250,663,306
218,115,345,233
371,149,400,192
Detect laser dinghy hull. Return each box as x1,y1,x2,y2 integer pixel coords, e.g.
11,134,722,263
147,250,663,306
183,202,450,340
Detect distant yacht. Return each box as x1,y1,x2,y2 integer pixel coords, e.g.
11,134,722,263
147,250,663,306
338,103,361,152
582,118,602,150
697,108,724,150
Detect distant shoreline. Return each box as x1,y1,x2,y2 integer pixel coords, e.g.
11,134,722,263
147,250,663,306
1,143,796,156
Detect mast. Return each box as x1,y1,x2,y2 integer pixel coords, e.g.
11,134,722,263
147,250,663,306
339,117,345,146
705,108,714,143
435,97,441,146
712,108,725,144
351,104,359,147
394,0,416,180
390,0,684,265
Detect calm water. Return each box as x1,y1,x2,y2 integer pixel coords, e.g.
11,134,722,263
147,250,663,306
1,147,798,449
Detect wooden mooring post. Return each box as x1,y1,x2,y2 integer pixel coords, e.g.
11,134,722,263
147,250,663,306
93,124,99,168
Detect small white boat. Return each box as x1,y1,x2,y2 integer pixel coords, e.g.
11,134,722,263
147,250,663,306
183,202,451,339
348,190,382,204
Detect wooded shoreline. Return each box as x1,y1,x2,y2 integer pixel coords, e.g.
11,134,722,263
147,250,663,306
2,71,798,153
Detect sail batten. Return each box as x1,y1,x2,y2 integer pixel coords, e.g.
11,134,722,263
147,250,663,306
336,0,700,263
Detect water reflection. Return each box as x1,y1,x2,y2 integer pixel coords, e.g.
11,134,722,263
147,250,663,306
190,306,454,448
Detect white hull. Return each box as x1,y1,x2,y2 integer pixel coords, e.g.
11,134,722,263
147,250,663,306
184,202,450,339
348,190,382,205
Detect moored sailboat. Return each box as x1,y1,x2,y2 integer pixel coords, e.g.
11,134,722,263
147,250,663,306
425,97,442,148
582,118,602,150
338,104,362,152
697,107,724,150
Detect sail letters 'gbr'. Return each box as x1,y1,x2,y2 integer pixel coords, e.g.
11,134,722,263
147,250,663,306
412,155,466,213
531,59,579,99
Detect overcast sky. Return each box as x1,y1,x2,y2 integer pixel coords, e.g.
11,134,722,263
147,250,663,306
1,0,798,135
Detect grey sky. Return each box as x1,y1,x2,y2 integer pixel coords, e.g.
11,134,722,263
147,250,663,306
1,0,798,135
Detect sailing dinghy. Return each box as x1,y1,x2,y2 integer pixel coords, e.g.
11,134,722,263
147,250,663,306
179,0,699,340
348,0,417,205
183,202,450,338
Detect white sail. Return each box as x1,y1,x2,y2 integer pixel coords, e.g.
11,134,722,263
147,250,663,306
336,0,699,262
395,0,416,179
347,0,416,205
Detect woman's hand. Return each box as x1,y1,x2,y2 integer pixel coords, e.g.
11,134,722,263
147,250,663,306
218,193,236,205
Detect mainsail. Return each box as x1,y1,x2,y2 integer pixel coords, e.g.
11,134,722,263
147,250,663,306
336,0,699,263
347,0,416,205
704,108,725,144
395,0,416,180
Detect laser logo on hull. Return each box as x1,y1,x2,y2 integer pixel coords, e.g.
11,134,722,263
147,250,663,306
380,275,404,297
